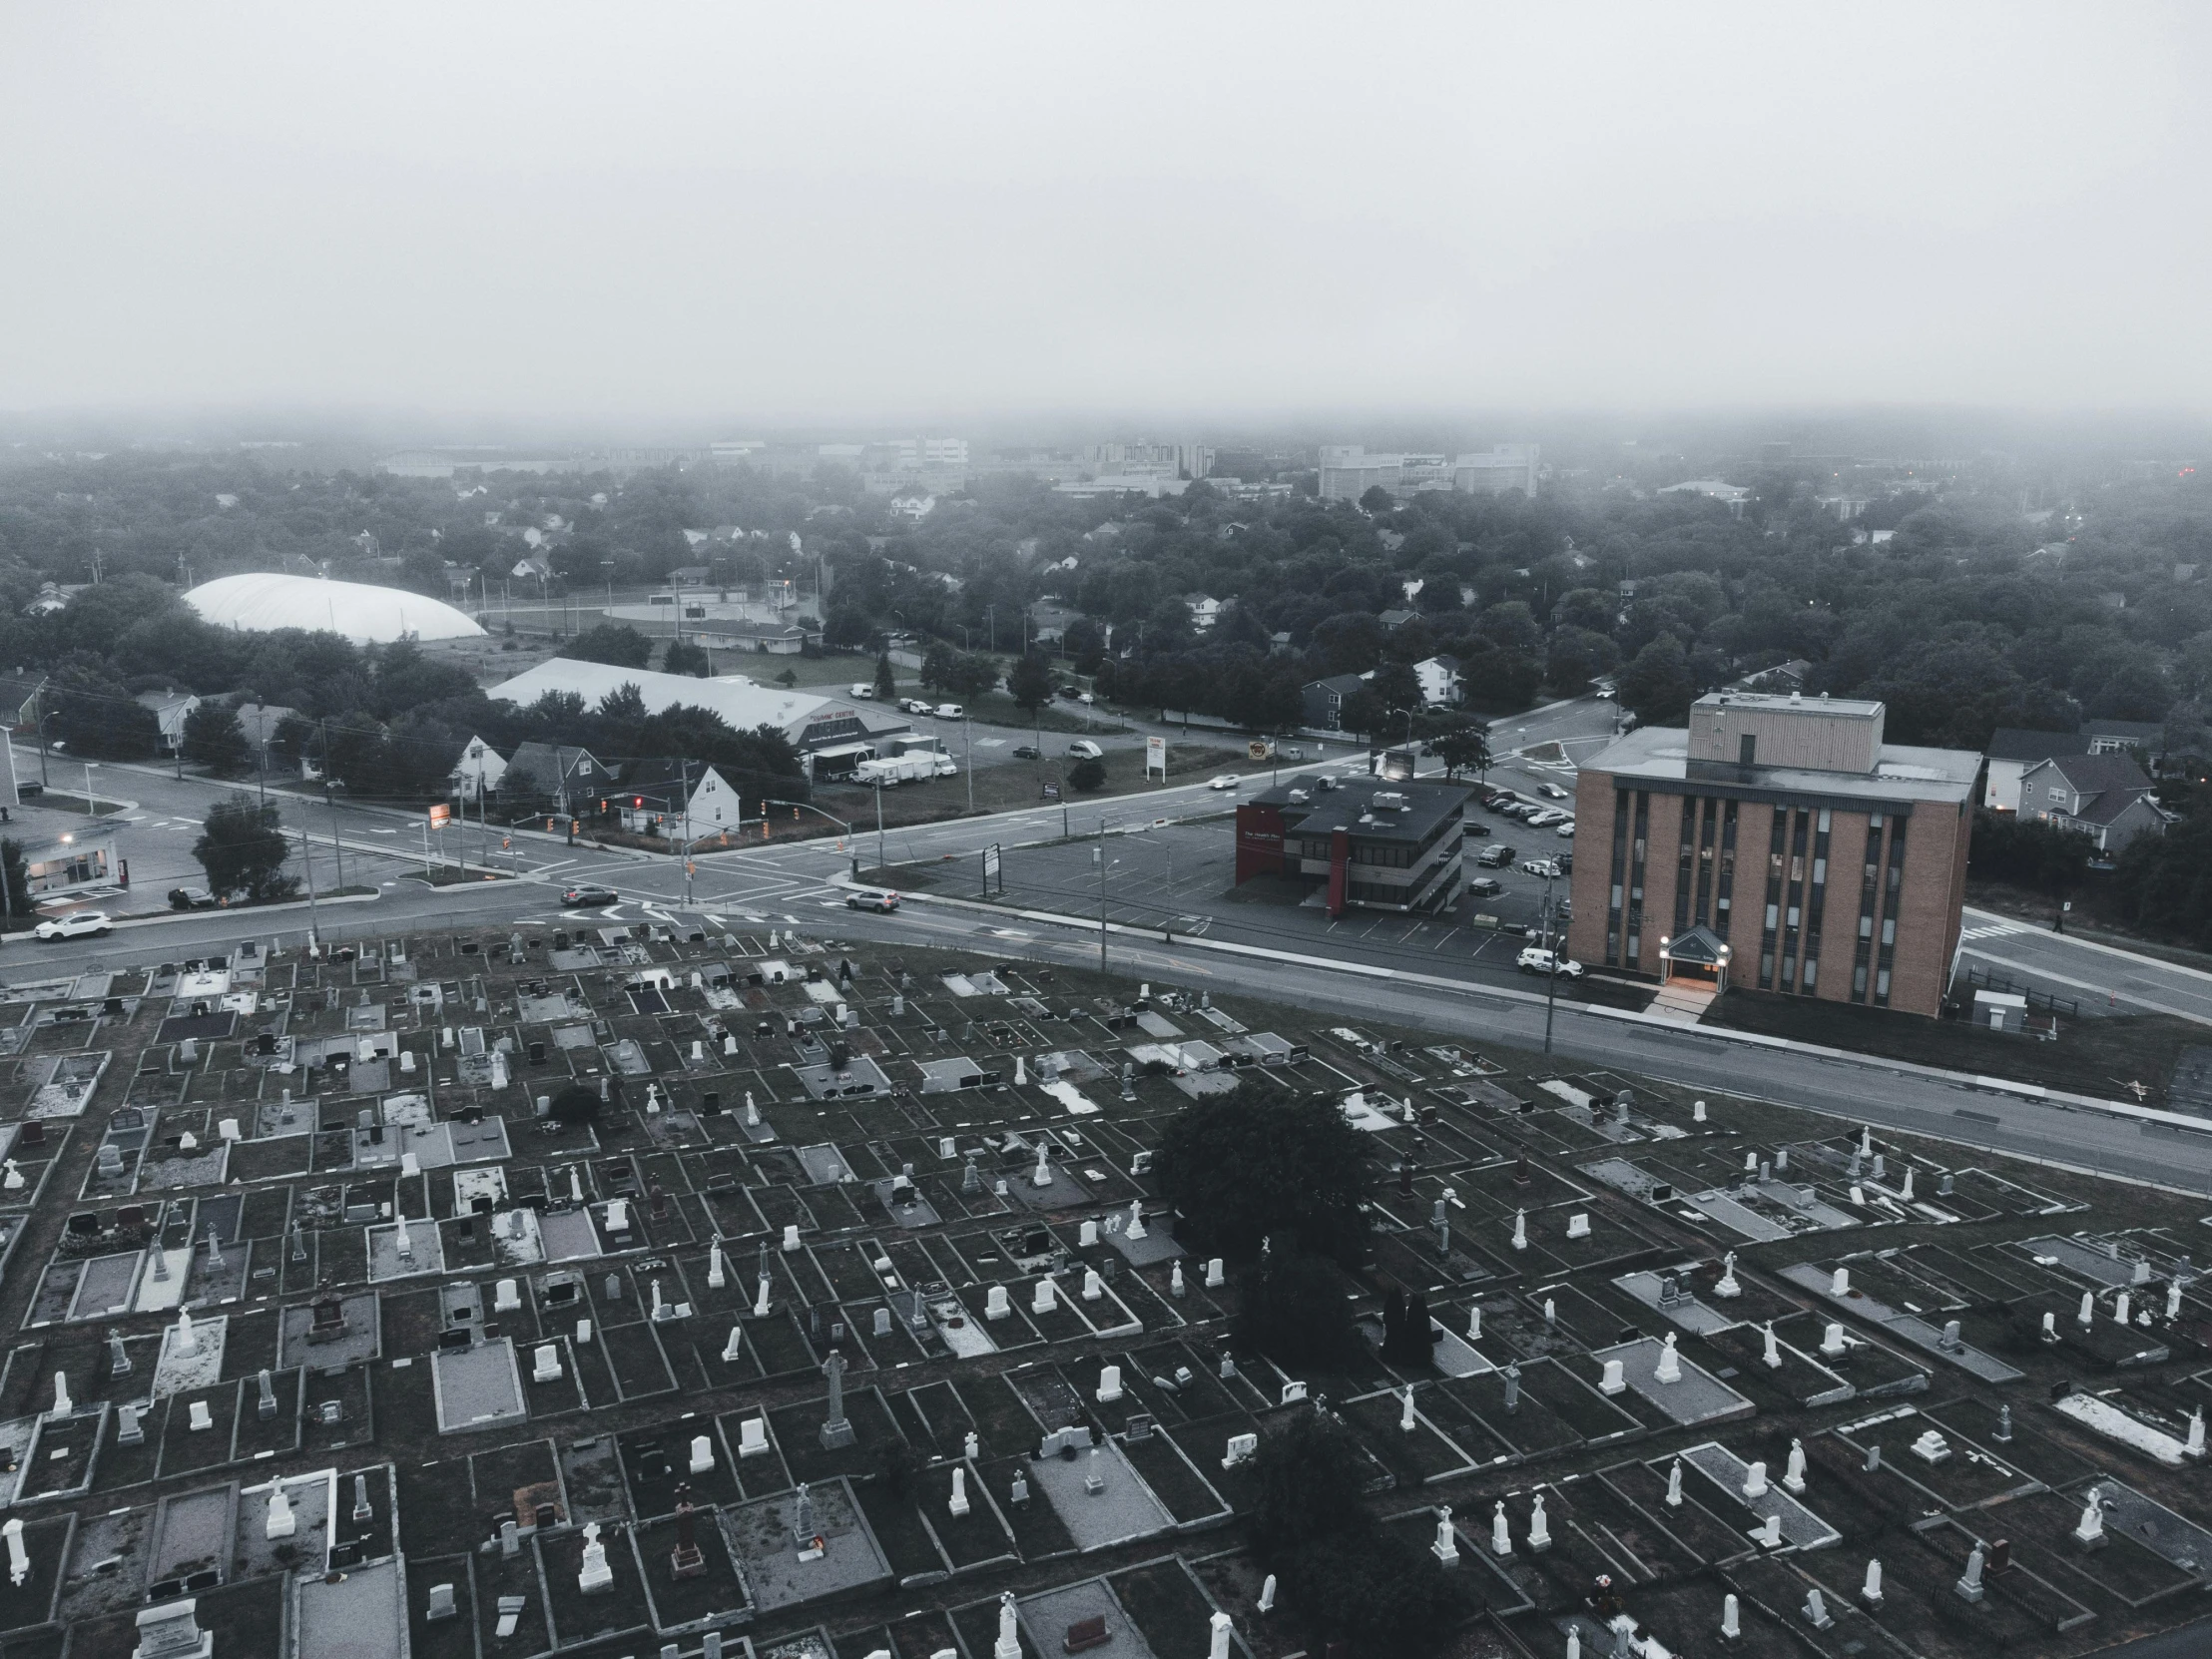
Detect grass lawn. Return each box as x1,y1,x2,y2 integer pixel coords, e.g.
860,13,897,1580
1700,986,2197,1106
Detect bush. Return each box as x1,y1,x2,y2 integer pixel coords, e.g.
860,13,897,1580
1237,1248,1369,1373
1069,757,1107,793
1968,808,2093,892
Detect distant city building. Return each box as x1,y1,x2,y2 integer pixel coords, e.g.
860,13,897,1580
1657,478,1752,514
1319,444,1539,503
891,436,969,469
1567,691,1980,1017
1088,441,1214,480
1235,776,1470,916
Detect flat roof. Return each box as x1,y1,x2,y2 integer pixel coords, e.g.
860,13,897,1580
1585,726,1978,808
1697,691,1884,720
1252,776,1470,843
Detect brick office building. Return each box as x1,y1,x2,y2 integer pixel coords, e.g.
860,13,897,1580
1235,777,1469,917
1565,692,1978,1016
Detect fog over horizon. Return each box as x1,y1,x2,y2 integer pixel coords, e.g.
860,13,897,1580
4,3,2209,429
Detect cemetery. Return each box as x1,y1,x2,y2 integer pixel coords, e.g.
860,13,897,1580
0,920,2194,1658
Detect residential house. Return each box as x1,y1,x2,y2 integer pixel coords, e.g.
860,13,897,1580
1186,595,1224,631
612,761,742,838
1301,673,1370,732
699,619,822,656
2017,752,2169,853
1413,656,1462,708
450,737,507,804
1731,659,1812,696
135,690,202,756
2083,718,2165,763
502,743,607,817
234,702,300,766
1983,728,2090,812
1378,609,1417,631
511,555,554,582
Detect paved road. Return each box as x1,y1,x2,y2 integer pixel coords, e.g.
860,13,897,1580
1956,906,2212,1025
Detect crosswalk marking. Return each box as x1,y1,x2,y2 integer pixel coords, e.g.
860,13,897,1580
1959,921,2025,941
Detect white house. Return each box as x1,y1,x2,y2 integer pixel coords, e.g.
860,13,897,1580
1186,595,1225,631
1413,656,1462,708
135,690,202,755
451,737,507,804
616,762,744,837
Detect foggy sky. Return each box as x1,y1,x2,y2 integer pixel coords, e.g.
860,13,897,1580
3,4,2208,427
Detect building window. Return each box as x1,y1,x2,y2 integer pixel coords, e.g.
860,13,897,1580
1605,789,1629,967
1715,800,1738,936
1874,818,1907,1007
1626,793,1650,970
1674,796,1696,935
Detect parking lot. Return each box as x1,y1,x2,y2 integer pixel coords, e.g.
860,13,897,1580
925,782,1586,987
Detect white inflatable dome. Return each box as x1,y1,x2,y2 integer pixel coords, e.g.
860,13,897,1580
184,572,486,645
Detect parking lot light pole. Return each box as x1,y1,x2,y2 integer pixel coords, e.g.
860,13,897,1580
1096,816,1113,973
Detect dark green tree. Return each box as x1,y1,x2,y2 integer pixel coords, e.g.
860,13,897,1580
662,640,711,677
1417,712,1490,780
1068,757,1107,793
564,624,653,669
0,839,31,923
181,701,252,777
872,651,897,703
1617,633,1696,726
1155,1082,1372,1262
1236,1247,1368,1372
1007,652,1053,715
192,794,298,902
45,661,159,760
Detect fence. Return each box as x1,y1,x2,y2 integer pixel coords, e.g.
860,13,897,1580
1959,962,2080,1019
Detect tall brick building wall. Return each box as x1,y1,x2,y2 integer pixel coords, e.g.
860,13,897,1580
1564,694,1977,1018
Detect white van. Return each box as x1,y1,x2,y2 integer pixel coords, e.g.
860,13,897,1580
934,704,964,720
848,683,874,699
1067,739,1104,760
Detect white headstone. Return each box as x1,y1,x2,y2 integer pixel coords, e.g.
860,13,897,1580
985,1285,1012,1321
1654,1332,1682,1384
577,1520,613,1593
266,1486,296,1539
1096,1365,1122,1403
1599,1359,1625,1394
740,1415,770,1456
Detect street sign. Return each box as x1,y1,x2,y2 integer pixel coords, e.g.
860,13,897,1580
1145,736,1167,779
1042,783,1061,801
1246,739,1271,763
428,804,450,827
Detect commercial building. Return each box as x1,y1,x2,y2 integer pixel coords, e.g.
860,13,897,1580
1319,444,1539,503
1565,692,1979,1017
1234,776,1469,916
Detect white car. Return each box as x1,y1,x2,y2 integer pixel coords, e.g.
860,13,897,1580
1516,946,1584,979
1555,822,1576,837
1525,809,1568,828
35,910,112,940
1518,859,1562,878
1207,774,1243,791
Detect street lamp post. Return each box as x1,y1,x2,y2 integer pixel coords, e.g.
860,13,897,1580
82,762,98,812
1096,816,1112,973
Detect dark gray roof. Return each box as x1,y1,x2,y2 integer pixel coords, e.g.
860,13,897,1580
1986,727,2090,764
1252,776,1470,845
2024,752,2156,824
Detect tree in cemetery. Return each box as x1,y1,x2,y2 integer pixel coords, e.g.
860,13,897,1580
1380,1288,1437,1366
547,1082,604,1128
192,793,299,903
1154,1079,1372,1262
1251,1408,1474,1658
181,700,253,777
1235,1245,1368,1373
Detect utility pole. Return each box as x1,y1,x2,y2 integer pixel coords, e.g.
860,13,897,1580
1542,869,1560,1055
874,778,886,877
680,760,694,908
963,714,973,813
318,719,345,889
32,695,49,791
297,807,320,949
1096,816,1111,974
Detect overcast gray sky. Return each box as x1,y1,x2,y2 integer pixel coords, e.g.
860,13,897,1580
3,4,2207,426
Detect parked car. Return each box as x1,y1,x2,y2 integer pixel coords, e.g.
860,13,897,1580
34,911,111,940
1519,858,1562,878
1012,745,1041,760
1282,745,1306,761
1207,774,1243,791
1465,821,1490,836
1483,795,1511,813
848,683,875,699
168,886,218,910
844,887,900,913
1477,844,1515,867
1500,920,1533,937
1525,809,1568,828
1555,822,1576,837
1556,851,1574,872
1468,876,1504,898
933,703,964,720
562,886,619,907
899,698,933,716
1517,946,1585,979
1067,740,1104,760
